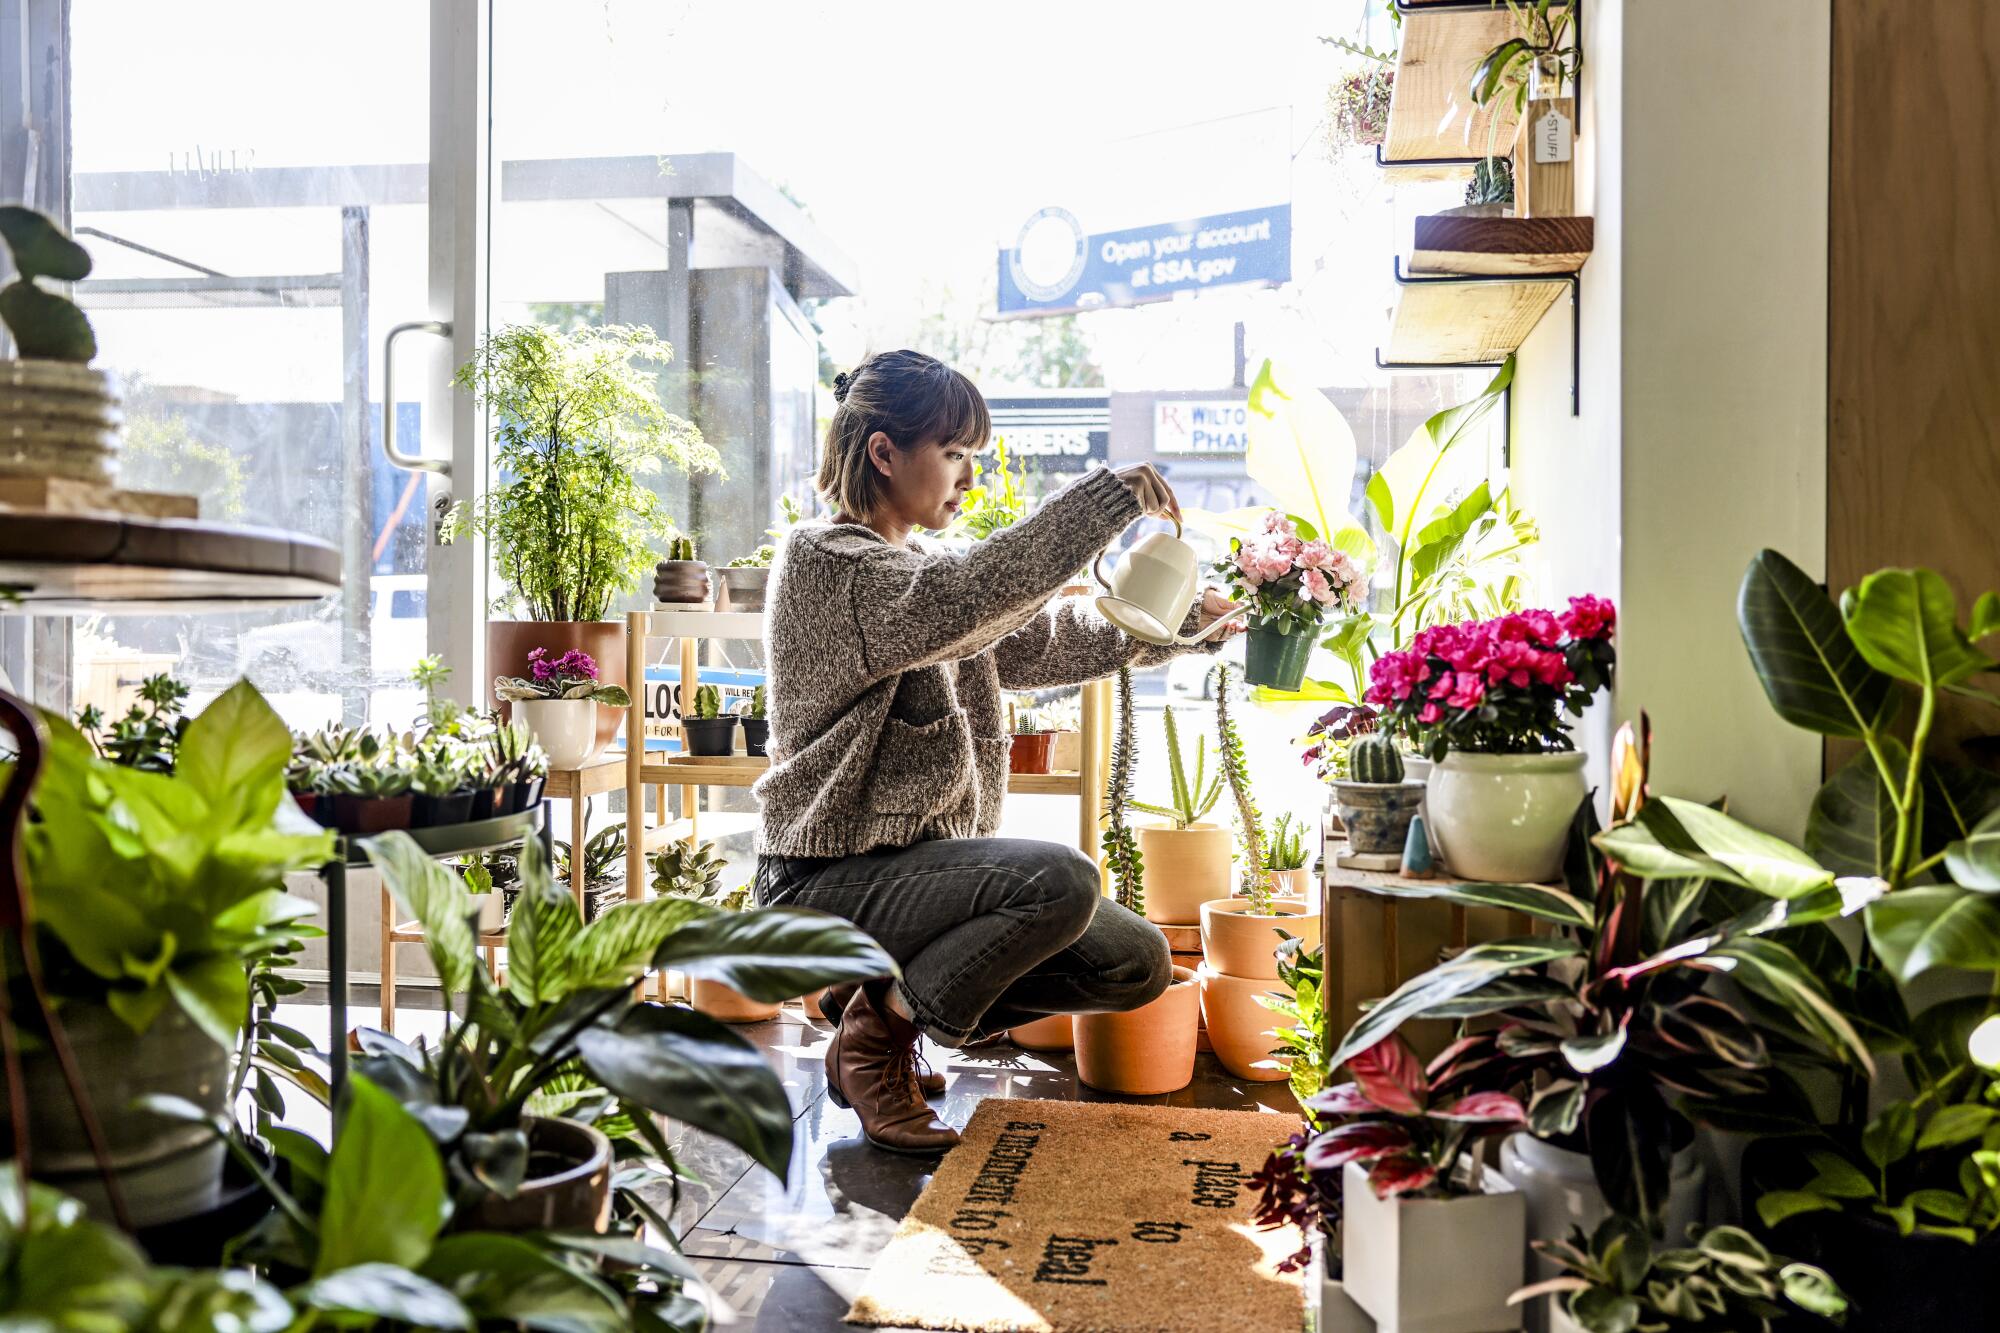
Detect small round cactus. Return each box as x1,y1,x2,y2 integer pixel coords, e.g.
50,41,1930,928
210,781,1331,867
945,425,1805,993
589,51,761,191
1349,732,1405,785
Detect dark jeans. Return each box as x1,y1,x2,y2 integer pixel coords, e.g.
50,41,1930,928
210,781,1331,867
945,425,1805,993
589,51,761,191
753,837,1172,1046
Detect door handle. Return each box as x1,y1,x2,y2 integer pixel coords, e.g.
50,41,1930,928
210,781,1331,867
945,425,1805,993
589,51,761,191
382,319,452,475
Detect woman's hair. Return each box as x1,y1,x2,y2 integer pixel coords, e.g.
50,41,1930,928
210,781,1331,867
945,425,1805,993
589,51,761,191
817,349,991,518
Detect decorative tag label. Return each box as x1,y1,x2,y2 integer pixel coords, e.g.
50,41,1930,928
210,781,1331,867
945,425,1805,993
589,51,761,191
1534,107,1573,164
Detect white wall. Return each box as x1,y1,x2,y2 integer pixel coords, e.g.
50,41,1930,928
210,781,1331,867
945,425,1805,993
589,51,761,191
1513,0,1829,838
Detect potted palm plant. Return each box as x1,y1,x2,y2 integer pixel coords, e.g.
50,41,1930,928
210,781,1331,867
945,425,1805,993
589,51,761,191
493,646,631,770
452,323,720,753
0,207,121,484
9,681,331,1226
1130,705,1229,925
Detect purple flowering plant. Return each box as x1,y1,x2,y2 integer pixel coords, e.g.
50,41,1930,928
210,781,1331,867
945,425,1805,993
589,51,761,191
493,647,631,706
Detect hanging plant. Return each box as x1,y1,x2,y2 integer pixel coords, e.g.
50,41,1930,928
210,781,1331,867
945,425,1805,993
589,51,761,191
1325,66,1395,155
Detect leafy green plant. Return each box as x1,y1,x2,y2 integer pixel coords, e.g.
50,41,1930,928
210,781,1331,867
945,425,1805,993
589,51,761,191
1261,934,1327,1106
1324,65,1394,153
950,434,1029,540
0,205,95,361
651,837,730,905
1470,0,1581,123
1132,706,1222,829
1514,1217,1847,1333
1466,154,1515,206
450,323,722,622
18,681,332,1046
1214,666,1268,908
410,654,464,732
74,672,190,773
1262,812,1310,872
1102,666,1146,915
555,825,628,921
482,720,547,786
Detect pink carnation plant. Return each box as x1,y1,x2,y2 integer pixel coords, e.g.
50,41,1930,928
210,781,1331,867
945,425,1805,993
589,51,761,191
1214,511,1368,638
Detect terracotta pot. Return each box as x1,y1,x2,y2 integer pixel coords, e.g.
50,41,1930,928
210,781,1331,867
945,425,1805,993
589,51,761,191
1266,866,1312,899
681,717,738,757
1198,965,1296,1082
690,976,782,1023
801,988,826,1019
1009,732,1056,773
653,560,711,605
486,620,628,754
1136,823,1232,925
455,1116,612,1234
1199,897,1320,980
1074,965,1199,1095
1008,1013,1075,1050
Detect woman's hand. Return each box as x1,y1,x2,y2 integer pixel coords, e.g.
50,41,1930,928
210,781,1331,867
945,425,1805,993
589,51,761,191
1195,586,1248,640
1113,463,1182,526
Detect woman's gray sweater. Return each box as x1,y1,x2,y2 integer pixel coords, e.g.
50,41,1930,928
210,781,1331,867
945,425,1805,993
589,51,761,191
752,465,1218,858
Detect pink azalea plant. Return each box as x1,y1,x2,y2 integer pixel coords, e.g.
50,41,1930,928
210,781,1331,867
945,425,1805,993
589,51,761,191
1365,595,1616,760
493,647,631,706
1213,511,1368,638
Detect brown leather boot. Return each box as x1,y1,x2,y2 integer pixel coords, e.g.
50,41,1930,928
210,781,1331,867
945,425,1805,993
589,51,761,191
824,983,959,1153
825,983,945,1095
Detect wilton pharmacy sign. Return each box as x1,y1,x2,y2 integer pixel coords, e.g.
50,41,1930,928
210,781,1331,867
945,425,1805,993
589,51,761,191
996,204,1291,317
1154,398,1251,455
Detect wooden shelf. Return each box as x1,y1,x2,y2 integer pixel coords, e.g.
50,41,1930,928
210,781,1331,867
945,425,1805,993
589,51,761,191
545,754,627,801
0,512,339,613
1379,2,1526,178
1409,214,1593,276
1385,272,1569,364
644,607,765,640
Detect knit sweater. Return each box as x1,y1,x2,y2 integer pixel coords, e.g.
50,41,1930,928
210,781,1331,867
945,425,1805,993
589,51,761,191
752,465,1219,858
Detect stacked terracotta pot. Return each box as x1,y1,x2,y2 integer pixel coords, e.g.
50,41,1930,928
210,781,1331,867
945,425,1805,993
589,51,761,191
1197,878,1318,1082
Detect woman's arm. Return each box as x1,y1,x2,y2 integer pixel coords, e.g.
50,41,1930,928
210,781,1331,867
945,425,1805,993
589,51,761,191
838,466,1142,682
992,594,1224,690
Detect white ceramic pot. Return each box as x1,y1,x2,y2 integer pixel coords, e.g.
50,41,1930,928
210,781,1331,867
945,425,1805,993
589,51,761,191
1498,1134,1706,1333
1342,1162,1523,1333
512,697,601,770
0,361,122,482
1425,751,1587,883
466,892,505,934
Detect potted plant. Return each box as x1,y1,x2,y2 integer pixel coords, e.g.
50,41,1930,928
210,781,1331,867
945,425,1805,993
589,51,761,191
945,433,1029,540
1261,811,1313,898
654,531,710,605
1333,731,1425,856
493,646,631,770
483,718,548,815
738,684,771,757
451,323,720,753
716,493,804,613
680,683,738,757
1129,704,1228,925
408,735,475,828
74,672,189,772
555,824,629,921
1213,510,1367,691
1008,704,1055,774
9,680,331,1226
652,839,780,1022
1198,667,1315,1082
354,830,894,1236
0,207,121,484
327,751,415,835
1310,1034,1530,1333
1512,1217,1847,1333
1366,597,1616,882
1072,667,1197,1090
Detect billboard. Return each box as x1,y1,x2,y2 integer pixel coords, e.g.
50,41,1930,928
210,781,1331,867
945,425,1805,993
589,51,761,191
988,395,1109,473
996,204,1291,317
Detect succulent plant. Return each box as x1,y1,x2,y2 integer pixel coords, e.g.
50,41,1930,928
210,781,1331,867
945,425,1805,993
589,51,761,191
650,838,728,904
692,683,723,720
1262,812,1309,871
739,684,768,720
1348,732,1405,785
664,533,698,563
0,206,95,362
1465,154,1514,206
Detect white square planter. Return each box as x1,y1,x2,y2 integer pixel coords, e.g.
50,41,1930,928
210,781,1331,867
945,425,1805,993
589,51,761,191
1309,1226,1377,1333
1341,1162,1525,1333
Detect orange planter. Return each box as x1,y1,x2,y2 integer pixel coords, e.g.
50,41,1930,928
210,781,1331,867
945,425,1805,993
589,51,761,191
1137,823,1232,925
1009,732,1056,773
1074,965,1200,1095
1009,1013,1075,1050
688,977,781,1024
1199,966,1297,1082
1199,897,1321,980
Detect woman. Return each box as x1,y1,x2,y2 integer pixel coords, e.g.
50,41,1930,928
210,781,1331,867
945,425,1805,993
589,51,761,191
751,349,1244,1153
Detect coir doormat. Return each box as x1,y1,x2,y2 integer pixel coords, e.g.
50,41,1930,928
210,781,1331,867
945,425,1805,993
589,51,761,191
845,1098,1304,1333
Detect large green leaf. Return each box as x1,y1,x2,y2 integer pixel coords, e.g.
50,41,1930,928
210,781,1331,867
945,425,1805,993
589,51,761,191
1419,974,1574,1020
1244,358,1356,545
506,836,582,1005
575,1002,795,1179
1597,797,1832,899
1867,885,2000,980
422,1232,628,1325
1368,878,1593,929
1924,762,2000,858
1806,746,1903,877
1407,480,1495,586
0,1169,152,1326
654,906,896,1002
297,1265,469,1330
567,895,710,991
362,832,475,993
1845,567,1996,689
315,1074,448,1276
1327,936,1581,1071
1366,357,1512,550
1737,550,1897,738
1944,805,2000,891
163,954,251,1048
0,281,95,361
1713,939,1874,1074
175,679,293,830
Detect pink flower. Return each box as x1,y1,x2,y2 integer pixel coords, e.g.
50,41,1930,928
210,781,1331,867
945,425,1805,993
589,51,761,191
1562,594,1617,641
1253,543,1294,583
1297,539,1334,570
1261,511,1298,538
1299,568,1347,606
1367,649,1429,704
1521,609,1561,643
1275,534,1304,561
1232,542,1267,589
1447,672,1487,709
1418,702,1443,724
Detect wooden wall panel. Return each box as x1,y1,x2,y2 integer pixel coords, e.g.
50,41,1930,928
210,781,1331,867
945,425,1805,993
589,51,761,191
1829,0,2000,752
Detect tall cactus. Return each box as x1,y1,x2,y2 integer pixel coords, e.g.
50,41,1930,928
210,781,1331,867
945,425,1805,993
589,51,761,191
1214,665,1268,911
1103,667,1145,915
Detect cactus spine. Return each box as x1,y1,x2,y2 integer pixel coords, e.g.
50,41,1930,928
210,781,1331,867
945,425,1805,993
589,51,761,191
1103,667,1145,915
1349,732,1405,785
1214,665,1268,911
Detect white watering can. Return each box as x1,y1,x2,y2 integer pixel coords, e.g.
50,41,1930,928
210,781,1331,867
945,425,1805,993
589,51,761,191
1092,517,1249,647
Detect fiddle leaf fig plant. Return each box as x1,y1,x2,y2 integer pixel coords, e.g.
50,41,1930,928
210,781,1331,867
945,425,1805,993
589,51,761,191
451,323,723,622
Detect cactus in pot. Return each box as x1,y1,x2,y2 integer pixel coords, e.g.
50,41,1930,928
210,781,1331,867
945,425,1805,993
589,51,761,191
1334,731,1425,857
680,681,738,756
654,531,710,605
0,206,123,484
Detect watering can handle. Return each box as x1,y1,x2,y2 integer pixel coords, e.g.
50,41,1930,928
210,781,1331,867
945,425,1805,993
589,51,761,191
1092,513,1184,593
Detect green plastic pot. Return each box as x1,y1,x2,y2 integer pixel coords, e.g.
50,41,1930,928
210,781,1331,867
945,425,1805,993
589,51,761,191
1244,622,1315,691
